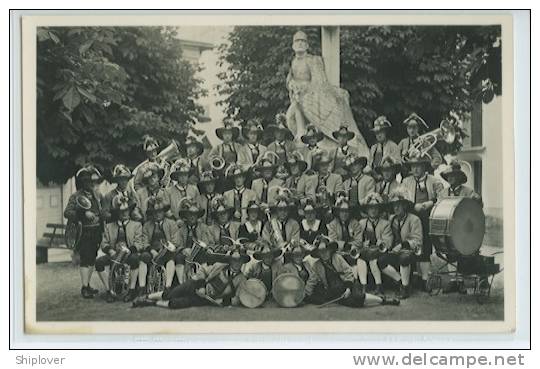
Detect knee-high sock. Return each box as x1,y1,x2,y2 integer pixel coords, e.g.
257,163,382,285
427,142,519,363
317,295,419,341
156,300,169,308
369,260,382,285
419,261,431,281
97,271,109,290
356,259,368,285
400,265,411,286
138,262,148,287
87,265,95,284
148,291,164,300
175,264,185,285
129,269,138,289
382,265,401,282
363,293,384,306
165,260,175,288
80,267,89,287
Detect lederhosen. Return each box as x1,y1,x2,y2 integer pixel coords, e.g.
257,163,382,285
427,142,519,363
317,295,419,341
95,221,139,272
333,146,350,177
413,178,432,261
238,220,263,243
220,143,238,165
273,141,288,164
148,221,174,265
347,174,362,215
338,220,356,266
372,143,385,169
359,219,381,261
78,191,103,267
309,261,346,304
203,194,217,225
379,214,414,268
232,188,245,222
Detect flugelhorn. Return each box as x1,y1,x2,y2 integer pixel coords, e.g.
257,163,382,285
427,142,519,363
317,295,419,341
408,119,456,158
76,195,92,210
210,155,226,171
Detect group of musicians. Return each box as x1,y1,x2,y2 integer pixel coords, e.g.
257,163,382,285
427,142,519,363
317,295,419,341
63,112,481,309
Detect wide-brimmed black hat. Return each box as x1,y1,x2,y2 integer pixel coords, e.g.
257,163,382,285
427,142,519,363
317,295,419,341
216,121,240,141
301,125,324,144
375,155,402,174
178,198,205,219
286,151,308,173
371,116,392,132
359,192,386,211
146,196,170,217
111,164,133,183
403,112,429,130
311,236,339,258
440,160,468,185
141,162,165,183
344,153,368,169
266,113,294,141
387,187,414,210
184,136,204,156
403,153,431,167
253,243,283,261
332,125,355,141
242,119,264,139
227,249,251,264
76,165,103,183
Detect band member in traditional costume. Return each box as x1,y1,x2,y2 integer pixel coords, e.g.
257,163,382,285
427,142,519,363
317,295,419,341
280,240,314,284
133,135,166,191
206,195,242,252
265,113,296,165
251,155,282,206
95,195,144,302
210,121,252,168
300,124,325,169
381,188,423,299
398,113,443,173
102,164,141,223
245,241,284,293
283,151,309,196
298,198,327,244
223,164,257,223
369,116,400,174
197,170,220,225
342,153,375,212
132,249,250,309
356,193,398,296
184,135,206,184
304,236,400,307
331,125,356,177
238,200,265,243
375,156,401,202
135,162,169,221
140,196,180,295
304,150,344,202
439,160,482,202
401,153,443,291
242,119,267,164
262,195,300,248
164,159,200,222
63,165,105,298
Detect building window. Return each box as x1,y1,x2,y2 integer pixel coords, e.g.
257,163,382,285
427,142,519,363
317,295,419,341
50,195,59,208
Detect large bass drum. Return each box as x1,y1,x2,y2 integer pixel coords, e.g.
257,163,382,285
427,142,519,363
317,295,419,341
272,273,305,308
429,197,485,256
238,279,267,308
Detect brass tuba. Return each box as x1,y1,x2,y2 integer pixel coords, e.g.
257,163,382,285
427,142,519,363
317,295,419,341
408,119,456,159
76,195,92,210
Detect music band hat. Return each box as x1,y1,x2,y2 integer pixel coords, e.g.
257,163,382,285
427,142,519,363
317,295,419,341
440,160,467,185
216,121,240,141
301,124,324,144
332,125,356,141
403,112,429,130
371,115,392,132
143,135,160,152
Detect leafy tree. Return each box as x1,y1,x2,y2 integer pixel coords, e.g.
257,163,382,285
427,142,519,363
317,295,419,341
37,26,203,184
217,25,501,147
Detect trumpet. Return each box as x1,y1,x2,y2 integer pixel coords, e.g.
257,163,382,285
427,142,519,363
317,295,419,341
408,119,456,159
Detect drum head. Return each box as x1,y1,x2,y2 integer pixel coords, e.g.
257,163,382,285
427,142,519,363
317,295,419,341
272,273,305,308
450,198,485,255
238,279,267,308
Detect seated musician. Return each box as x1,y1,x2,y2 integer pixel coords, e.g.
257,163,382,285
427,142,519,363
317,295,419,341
102,164,141,223
261,195,300,248
223,164,257,223
369,116,400,178
184,135,206,185
280,240,314,285
304,150,344,202
245,240,284,294
304,236,400,307
331,125,356,177
300,124,325,169
401,153,444,291
164,159,200,222
197,170,220,225
205,195,242,253
210,121,252,168
283,151,309,196
265,113,296,165
299,198,327,245
439,160,482,203
375,156,401,202
135,162,169,221
356,193,398,296
176,198,208,283
342,153,375,213
95,195,143,303
381,188,423,299
139,196,180,297
132,249,250,309
251,155,282,206
242,119,267,164
238,200,265,244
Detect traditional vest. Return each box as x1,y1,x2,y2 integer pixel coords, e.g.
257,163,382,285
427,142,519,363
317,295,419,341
221,143,238,164
151,221,166,250
362,218,379,246
414,177,430,203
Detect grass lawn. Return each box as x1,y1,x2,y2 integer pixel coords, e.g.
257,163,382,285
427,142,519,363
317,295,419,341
36,248,504,322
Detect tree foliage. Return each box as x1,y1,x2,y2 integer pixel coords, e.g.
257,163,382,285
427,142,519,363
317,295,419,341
37,26,203,184
217,25,501,145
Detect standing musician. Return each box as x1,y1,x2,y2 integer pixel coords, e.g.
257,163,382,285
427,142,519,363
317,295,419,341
398,113,443,174
205,195,242,252
251,155,282,206
375,156,402,203
242,119,267,164
300,124,325,169
401,153,443,291
304,237,400,307
245,241,284,294
356,193,398,296
265,113,296,165
132,249,250,309
210,121,252,168
342,153,375,212
95,195,144,303
283,151,310,196
102,164,141,223
140,196,180,295
223,164,257,223
63,165,105,299
261,195,300,248
369,116,400,176
439,160,482,202
133,135,167,191
184,135,206,185
298,198,327,244
164,159,200,222
331,125,356,177
238,200,265,243
381,188,423,299
304,150,344,202
135,162,169,221
197,170,221,225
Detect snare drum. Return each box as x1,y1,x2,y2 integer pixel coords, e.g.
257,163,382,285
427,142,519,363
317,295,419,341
272,273,305,308
429,197,485,256
238,279,267,308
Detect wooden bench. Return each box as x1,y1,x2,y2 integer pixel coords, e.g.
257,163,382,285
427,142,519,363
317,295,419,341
37,223,67,264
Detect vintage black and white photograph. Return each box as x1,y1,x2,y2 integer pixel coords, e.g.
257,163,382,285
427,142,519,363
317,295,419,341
21,13,515,333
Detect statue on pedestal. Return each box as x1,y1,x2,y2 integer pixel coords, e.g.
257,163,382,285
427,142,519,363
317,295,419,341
285,31,369,157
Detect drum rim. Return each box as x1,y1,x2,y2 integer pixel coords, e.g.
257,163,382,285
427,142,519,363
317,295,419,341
272,273,306,307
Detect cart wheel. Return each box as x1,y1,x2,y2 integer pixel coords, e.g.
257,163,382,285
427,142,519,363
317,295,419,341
427,274,442,296
146,264,166,294
475,276,492,304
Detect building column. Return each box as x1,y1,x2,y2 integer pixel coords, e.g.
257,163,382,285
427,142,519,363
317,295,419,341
321,26,340,87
